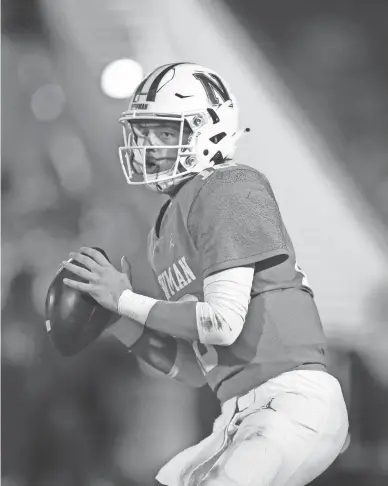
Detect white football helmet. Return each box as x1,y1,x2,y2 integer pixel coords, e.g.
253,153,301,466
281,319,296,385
118,62,244,193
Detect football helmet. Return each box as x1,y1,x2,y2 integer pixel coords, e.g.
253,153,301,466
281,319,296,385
118,62,244,193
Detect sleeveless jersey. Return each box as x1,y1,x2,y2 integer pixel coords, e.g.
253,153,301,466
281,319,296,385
147,162,327,403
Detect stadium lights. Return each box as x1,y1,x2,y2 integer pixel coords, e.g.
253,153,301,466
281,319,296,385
100,58,143,99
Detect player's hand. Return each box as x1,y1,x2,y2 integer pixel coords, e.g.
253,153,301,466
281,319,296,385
62,247,133,312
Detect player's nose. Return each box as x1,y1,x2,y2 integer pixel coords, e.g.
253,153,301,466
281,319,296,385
145,130,159,146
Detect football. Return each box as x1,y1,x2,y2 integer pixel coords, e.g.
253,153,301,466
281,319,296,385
45,247,120,356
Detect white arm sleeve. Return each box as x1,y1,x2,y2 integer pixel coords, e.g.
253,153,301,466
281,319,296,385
196,266,254,346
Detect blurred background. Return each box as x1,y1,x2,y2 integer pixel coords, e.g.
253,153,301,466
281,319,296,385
2,0,388,484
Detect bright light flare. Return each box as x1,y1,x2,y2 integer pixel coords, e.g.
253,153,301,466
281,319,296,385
100,59,143,99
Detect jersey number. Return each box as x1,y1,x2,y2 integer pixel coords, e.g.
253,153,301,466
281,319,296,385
192,341,218,374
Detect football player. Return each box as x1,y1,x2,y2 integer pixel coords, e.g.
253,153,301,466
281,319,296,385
62,62,349,486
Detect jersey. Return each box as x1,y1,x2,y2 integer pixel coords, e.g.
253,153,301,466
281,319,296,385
147,162,327,403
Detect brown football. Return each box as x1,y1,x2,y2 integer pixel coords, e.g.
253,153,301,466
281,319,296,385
45,248,119,356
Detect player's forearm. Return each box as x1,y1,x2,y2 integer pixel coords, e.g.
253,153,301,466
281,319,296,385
108,315,205,387
169,338,207,387
107,315,177,366
130,326,178,375
117,267,254,345
117,290,200,341
132,330,206,387
107,315,144,348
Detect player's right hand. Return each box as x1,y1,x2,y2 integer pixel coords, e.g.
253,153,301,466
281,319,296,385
45,247,120,356
62,247,132,313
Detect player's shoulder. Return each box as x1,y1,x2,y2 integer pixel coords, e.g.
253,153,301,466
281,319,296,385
173,162,276,226
202,161,270,188
187,161,274,207
180,162,269,201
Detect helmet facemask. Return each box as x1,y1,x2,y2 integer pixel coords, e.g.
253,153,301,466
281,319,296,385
118,110,223,193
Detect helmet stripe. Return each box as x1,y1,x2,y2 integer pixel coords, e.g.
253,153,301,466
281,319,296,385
146,62,191,102
133,63,189,103
132,73,154,101
132,64,171,102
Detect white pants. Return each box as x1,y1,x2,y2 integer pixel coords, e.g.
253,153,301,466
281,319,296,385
156,370,349,486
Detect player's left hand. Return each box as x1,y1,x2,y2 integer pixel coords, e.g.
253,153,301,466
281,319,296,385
62,247,132,312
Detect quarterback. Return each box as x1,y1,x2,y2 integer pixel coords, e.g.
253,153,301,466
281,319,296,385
63,63,349,486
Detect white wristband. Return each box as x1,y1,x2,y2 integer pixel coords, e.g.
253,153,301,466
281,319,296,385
117,289,158,325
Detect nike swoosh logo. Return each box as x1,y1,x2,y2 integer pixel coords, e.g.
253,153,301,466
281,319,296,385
175,93,193,99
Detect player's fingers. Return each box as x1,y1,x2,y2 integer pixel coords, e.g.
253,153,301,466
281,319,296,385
80,247,109,266
63,278,92,292
121,256,132,281
69,252,99,271
62,261,96,281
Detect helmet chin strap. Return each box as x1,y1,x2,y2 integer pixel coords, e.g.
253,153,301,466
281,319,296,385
150,175,192,194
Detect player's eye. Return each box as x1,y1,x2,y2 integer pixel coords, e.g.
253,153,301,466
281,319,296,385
160,129,178,141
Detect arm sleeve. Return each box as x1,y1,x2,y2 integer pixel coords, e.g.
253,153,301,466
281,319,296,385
196,265,254,345
188,170,289,278
144,266,254,345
